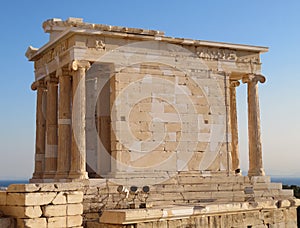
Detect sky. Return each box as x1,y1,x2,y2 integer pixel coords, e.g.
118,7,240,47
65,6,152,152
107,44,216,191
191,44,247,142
0,0,299,179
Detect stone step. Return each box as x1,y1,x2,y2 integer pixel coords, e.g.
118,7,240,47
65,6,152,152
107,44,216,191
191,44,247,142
88,174,271,187
83,175,288,221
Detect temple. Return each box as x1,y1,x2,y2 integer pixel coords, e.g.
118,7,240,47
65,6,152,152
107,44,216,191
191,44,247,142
0,17,298,227
26,17,267,182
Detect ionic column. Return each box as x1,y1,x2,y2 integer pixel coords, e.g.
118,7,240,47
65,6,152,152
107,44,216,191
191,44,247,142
31,80,46,180
229,80,240,173
56,69,72,179
242,74,266,177
44,75,59,179
69,60,90,179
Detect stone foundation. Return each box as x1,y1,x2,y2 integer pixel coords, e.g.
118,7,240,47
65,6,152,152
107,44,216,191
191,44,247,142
0,182,84,228
97,205,298,228
0,175,299,227
81,174,300,227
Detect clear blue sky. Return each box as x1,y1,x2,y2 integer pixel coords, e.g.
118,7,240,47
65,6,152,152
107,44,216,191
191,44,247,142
0,0,299,179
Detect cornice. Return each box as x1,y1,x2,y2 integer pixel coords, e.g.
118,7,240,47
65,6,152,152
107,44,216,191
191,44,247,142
26,18,269,62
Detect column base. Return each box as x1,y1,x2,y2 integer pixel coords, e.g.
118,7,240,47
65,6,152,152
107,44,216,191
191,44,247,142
31,172,43,180
42,171,57,179
55,172,70,180
247,168,265,177
68,170,88,180
30,178,71,183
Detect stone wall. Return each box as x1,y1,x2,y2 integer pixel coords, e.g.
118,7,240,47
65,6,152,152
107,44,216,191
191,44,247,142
84,41,233,177
0,183,84,228
110,62,229,173
82,175,299,227
98,206,298,228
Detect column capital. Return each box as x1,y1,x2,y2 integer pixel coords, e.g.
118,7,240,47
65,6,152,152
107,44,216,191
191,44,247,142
31,80,46,91
70,60,91,71
45,75,59,85
242,74,266,84
230,80,240,88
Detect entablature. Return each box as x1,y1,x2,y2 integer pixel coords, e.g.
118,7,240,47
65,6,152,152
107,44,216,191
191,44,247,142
27,18,269,82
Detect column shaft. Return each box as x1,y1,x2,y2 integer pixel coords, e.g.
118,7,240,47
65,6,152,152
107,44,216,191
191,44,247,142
69,61,90,179
229,80,240,172
56,71,72,179
31,81,46,179
243,74,265,177
44,76,58,179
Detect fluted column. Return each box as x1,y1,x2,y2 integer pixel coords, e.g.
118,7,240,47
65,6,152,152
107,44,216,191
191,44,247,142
44,76,59,179
242,74,266,177
229,80,240,173
56,68,72,179
31,80,46,180
69,60,90,179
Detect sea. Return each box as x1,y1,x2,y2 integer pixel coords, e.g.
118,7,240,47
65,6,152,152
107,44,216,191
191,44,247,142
0,177,300,188
271,177,300,186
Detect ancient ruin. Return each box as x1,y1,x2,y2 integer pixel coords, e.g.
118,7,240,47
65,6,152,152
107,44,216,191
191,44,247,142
0,17,299,227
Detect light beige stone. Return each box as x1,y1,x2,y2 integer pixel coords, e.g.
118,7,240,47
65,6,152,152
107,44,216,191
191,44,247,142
67,203,83,216
277,199,291,208
0,191,7,205
51,191,67,205
14,181,79,193
6,192,56,206
67,215,82,227
293,198,300,206
7,184,40,193
0,205,42,218
47,216,66,228
42,204,67,217
51,182,83,191
17,218,47,228
67,191,83,204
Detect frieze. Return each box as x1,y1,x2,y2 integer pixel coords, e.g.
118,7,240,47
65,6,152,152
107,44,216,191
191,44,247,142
95,40,105,50
86,38,105,50
34,40,260,71
35,39,69,70
197,47,237,61
196,47,260,64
